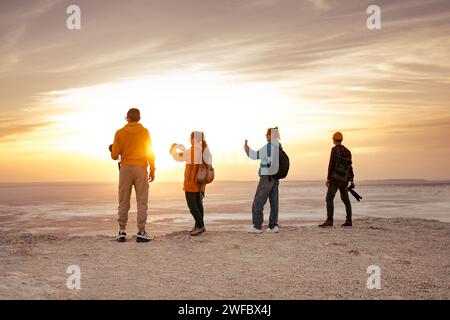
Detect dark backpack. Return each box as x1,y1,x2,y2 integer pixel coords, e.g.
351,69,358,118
332,151,352,182
273,146,290,180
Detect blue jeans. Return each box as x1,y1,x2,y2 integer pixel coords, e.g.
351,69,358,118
252,176,279,230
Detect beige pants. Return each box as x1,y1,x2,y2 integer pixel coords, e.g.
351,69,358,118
117,165,149,233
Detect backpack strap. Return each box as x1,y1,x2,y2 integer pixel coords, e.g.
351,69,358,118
260,143,272,168
199,133,206,199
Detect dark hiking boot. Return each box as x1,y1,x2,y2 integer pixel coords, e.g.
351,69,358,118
136,232,154,243
341,220,353,227
319,220,333,227
190,226,206,236
116,231,127,242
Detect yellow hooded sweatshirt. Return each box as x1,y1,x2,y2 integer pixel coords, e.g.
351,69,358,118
111,122,155,170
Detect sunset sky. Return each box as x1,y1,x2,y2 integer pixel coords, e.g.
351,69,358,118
0,0,449,182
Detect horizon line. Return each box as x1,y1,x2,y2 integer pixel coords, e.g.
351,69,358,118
1,178,450,185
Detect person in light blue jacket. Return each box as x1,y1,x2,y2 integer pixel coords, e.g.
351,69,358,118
244,127,281,234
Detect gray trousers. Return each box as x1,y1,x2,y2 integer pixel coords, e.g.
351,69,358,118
252,176,279,230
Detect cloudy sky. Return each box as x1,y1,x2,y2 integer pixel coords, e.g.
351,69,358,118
0,0,449,182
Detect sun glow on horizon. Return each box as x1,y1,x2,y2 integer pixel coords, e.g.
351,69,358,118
41,67,317,171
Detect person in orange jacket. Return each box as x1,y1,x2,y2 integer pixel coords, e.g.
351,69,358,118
111,108,155,243
170,131,212,236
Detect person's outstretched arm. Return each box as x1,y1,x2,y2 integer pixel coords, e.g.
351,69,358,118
244,140,261,160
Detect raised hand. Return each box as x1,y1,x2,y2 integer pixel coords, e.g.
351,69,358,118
244,139,249,152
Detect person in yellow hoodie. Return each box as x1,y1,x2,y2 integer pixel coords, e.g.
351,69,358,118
111,108,155,243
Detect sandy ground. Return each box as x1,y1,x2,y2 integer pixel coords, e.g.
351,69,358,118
0,217,449,300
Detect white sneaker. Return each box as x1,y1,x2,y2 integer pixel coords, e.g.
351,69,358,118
116,230,127,242
136,232,154,243
266,226,279,233
247,226,263,234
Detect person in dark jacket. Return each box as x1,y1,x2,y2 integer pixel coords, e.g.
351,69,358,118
319,132,354,227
